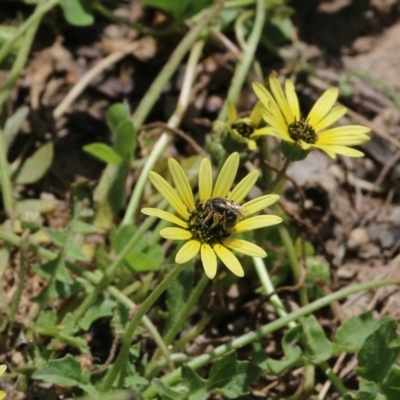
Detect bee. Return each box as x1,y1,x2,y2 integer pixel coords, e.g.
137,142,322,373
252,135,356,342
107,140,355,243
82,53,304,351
201,198,247,231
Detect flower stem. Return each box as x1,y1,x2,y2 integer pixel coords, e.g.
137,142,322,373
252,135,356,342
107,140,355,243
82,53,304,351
141,278,399,398
0,127,14,217
102,262,186,391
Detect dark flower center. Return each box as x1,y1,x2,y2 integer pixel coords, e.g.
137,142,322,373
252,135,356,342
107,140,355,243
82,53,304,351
288,119,317,144
188,198,243,245
232,122,255,138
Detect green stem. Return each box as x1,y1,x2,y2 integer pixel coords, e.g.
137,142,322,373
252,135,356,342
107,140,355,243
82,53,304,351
131,2,222,128
0,228,172,370
0,0,59,66
278,225,309,306
141,278,399,398
102,262,186,391
8,230,29,324
0,127,14,216
217,0,265,121
121,38,206,226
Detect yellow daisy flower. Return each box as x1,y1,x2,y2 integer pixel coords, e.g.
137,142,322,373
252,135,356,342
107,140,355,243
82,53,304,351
219,100,266,150
142,152,282,279
252,75,371,159
0,364,6,400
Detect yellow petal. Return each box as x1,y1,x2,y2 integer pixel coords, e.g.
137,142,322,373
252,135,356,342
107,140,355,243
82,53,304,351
317,126,370,146
214,244,244,277
313,105,347,132
269,75,294,124
252,82,273,109
261,111,292,141
160,227,192,240
242,194,280,215
168,159,195,212
314,144,365,158
0,392,6,400
199,157,213,201
249,101,264,126
312,144,337,159
247,139,257,150
201,244,217,279
307,87,338,128
149,171,189,220
141,208,188,228
228,170,259,203
227,100,237,124
212,152,239,198
232,215,282,233
222,238,266,257
176,240,201,263
285,79,300,121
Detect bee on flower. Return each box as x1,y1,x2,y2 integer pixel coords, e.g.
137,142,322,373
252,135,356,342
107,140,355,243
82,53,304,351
252,75,371,160
142,153,282,279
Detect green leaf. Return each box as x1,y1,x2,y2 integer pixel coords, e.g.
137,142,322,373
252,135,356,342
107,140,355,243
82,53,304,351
114,120,136,160
70,220,102,234
305,256,330,301
334,311,380,353
124,252,160,272
208,352,262,398
154,379,186,399
79,298,116,331
111,303,130,335
301,315,332,363
266,325,302,375
15,199,55,216
59,0,94,26
124,375,149,391
83,143,123,165
32,256,72,284
106,103,130,133
32,354,97,396
36,310,57,330
356,318,400,383
181,365,207,400
14,142,54,184
141,0,213,21
3,106,29,150
382,366,400,400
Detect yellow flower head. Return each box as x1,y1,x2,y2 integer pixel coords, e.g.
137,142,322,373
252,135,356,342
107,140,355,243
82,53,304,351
219,100,266,151
142,153,282,279
0,364,6,400
252,75,371,159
